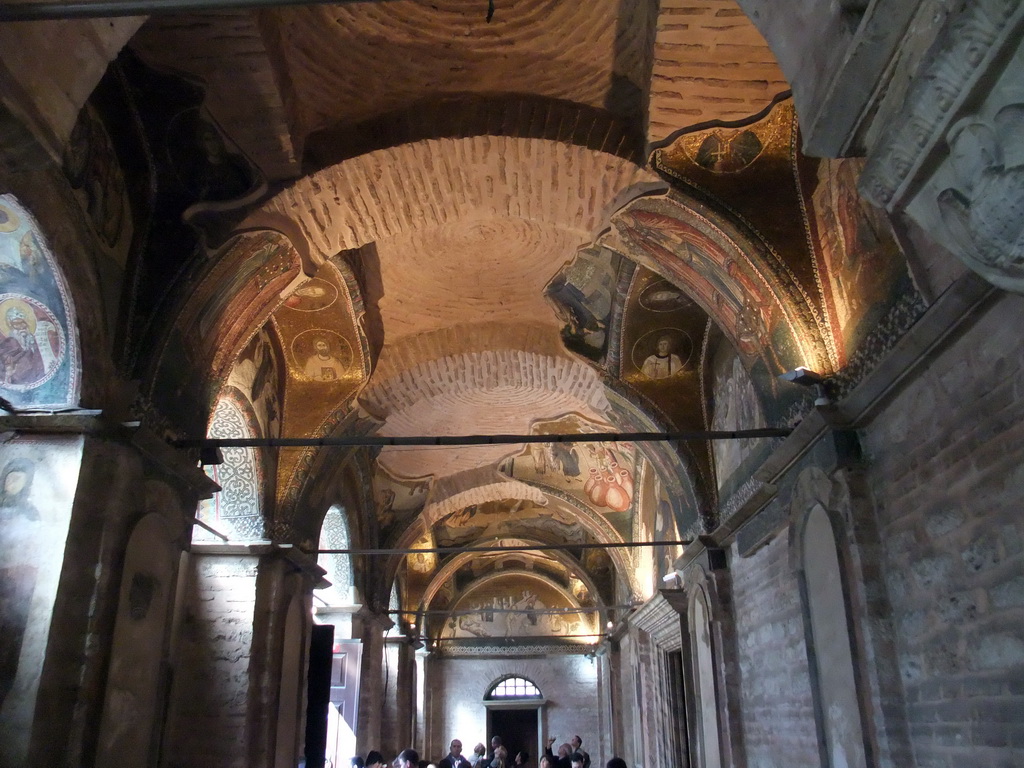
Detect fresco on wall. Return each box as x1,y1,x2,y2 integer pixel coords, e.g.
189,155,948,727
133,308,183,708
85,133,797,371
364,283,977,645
810,158,912,363
226,325,283,440
606,196,827,421
0,196,78,409
710,342,770,501
0,436,82,766
442,581,595,641
434,499,588,549
165,108,256,204
63,103,131,252
374,470,430,543
545,245,626,362
506,414,637,517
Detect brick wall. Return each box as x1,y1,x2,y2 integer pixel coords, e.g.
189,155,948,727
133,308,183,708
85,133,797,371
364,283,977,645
162,554,258,768
425,654,600,767
862,292,1024,767
729,532,820,767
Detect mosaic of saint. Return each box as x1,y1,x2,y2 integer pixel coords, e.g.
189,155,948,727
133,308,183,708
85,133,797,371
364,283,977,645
0,197,77,408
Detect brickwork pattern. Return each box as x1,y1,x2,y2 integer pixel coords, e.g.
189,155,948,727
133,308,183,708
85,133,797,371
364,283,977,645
730,533,821,767
863,293,1024,767
648,0,789,140
162,555,258,768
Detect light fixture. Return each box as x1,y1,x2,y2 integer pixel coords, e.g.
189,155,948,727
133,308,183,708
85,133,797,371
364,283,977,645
606,621,614,630
779,367,832,407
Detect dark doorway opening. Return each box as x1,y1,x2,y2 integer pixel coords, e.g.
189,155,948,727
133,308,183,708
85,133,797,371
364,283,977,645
488,708,539,768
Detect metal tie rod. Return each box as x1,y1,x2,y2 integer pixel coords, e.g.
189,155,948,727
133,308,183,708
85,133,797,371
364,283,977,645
316,539,692,556
175,427,790,450
0,0,399,22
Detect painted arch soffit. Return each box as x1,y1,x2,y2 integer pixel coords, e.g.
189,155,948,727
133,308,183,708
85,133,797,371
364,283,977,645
601,191,831,376
430,568,601,643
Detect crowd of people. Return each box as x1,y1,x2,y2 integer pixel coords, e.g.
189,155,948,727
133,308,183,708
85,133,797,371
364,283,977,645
347,734,628,768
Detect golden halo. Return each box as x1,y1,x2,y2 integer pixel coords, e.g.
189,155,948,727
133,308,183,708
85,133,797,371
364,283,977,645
0,203,20,234
0,297,36,336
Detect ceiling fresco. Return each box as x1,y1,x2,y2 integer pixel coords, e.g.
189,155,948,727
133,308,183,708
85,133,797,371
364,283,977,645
48,3,918,650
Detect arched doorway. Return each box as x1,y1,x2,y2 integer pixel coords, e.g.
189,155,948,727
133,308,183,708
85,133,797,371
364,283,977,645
484,676,545,766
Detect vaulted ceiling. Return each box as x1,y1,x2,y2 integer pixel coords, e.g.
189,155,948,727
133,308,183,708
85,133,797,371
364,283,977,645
6,0,909,650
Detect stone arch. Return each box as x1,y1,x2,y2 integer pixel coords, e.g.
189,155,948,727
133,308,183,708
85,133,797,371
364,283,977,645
0,194,80,408
418,536,609,628
601,190,833,378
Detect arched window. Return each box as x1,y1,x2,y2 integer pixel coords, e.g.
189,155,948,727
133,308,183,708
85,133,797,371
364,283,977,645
197,394,263,541
317,505,353,606
486,676,542,700
0,195,79,408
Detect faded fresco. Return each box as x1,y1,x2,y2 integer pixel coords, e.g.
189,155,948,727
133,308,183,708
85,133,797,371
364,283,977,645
442,579,595,641
507,414,637,516
0,436,82,767
810,158,912,363
546,245,625,362
710,342,769,501
434,498,588,549
227,325,283,440
63,103,131,254
375,470,431,544
0,196,78,408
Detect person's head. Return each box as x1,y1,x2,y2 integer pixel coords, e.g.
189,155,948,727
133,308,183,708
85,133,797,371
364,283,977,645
474,745,486,757
315,338,330,356
606,759,628,768
656,335,672,356
557,745,571,759
6,307,28,332
570,754,585,768
352,758,365,768
396,749,419,768
366,752,385,768
570,736,582,750
450,741,463,756
540,756,554,768
491,736,502,750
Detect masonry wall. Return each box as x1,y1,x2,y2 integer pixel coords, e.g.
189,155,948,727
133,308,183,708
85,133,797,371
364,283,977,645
424,654,600,766
862,292,1024,767
729,533,819,768
162,553,258,768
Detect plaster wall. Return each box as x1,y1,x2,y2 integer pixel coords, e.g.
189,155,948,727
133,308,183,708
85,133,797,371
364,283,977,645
424,654,600,767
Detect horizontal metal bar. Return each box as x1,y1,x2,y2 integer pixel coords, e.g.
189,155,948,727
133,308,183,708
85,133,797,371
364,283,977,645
0,0,398,22
316,539,690,556
190,516,229,542
430,634,606,643
175,427,790,450
391,605,639,617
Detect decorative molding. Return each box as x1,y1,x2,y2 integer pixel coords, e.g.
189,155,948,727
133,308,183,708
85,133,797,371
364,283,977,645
860,0,1024,210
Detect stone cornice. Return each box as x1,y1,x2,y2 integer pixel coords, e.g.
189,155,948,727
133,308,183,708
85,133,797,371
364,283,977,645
860,0,1024,210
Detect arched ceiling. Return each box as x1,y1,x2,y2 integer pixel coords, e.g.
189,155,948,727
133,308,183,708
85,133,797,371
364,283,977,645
15,0,910,647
